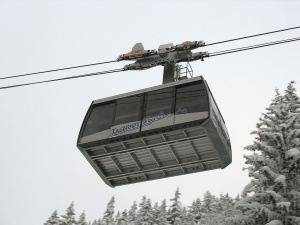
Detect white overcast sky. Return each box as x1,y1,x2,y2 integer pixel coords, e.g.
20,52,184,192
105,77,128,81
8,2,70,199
0,1,300,224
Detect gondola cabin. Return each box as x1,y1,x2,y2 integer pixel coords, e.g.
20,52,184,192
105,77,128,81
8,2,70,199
77,76,232,187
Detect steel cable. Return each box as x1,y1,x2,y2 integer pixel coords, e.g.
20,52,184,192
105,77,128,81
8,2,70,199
0,59,119,80
209,37,300,57
0,68,124,90
205,26,300,46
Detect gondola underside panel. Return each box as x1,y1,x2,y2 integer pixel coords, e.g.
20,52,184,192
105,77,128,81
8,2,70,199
78,124,227,187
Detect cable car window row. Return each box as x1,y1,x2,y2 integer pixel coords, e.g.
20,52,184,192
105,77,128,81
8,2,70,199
81,80,209,140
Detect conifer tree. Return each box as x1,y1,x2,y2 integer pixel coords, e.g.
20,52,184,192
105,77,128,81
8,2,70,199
119,210,128,225
231,82,300,225
61,202,76,225
158,199,169,225
127,201,137,225
101,196,115,225
115,211,121,225
91,220,98,225
219,193,235,216
152,202,161,225
187,200,196,223
188,198,203,224
168,187,182,225
192,198,203,223
181,206,189,224
137,196,154,224
202,191,216,214
44,210,60,225
200,191,220,225
78,211,88,225
234,194,241,203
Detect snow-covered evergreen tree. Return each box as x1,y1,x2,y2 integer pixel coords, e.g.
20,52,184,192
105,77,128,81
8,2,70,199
77,211,88,225
101,196,115,225
187,198,203,224
119,210,128,225
202,191,216,214
91,220,98,225
61,202,76,225
181,206,189,224
168,187,182,225
115,211,121,225
219,193,235,216
234,194,241,203
231,82,300,225
127,201,137,225
44,210,60,225
152,202,162,225
158,199,169,225
200,190,216,225
136,196,154,224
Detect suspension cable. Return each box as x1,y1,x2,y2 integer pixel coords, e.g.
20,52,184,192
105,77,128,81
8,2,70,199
205,25,300,46
2,37,299,90
1,31,300,90
209,37,300,57
0,59,119,80
2,26,299,81
0,68,124,90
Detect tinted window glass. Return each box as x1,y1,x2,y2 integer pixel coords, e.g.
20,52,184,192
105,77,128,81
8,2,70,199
144,87,174,118
114,95,142,126
175,81,208,114
82,102,115,137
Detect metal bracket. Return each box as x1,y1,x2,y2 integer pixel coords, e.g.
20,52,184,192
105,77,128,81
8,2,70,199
119,40,209,84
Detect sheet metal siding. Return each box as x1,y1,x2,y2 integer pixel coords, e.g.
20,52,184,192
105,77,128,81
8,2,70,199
203,119,232,168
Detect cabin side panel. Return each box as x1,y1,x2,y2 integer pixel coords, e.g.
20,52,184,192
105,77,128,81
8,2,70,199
205,91,232,168
141,87,174,131
174,81,209,125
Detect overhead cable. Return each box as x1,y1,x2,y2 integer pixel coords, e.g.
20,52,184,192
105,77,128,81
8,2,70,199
0,59,118,80
0,68,124,90
1,37,300,90
205,25,300,46
209,37,300,57
2,25,300,81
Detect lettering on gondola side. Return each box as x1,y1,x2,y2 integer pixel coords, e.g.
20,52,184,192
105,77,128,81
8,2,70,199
175,107,188,114
111,121,140,137
110,108,188,137
142,111,172,127
141,108,187,127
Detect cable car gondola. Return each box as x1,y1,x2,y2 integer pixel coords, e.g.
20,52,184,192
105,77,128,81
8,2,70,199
77,41,232,187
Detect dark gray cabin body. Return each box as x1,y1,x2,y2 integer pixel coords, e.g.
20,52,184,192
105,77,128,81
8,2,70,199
77,76,232,187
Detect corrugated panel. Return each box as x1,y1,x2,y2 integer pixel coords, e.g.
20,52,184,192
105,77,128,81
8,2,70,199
81,125,225,187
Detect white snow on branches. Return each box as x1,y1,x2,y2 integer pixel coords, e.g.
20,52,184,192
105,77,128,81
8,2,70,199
285,148,300,160
261,166,280,180
260,207,281,221
275,175,286,188
276,202,291,211
241,181,255,198
265,191,282,202
265,220,283,225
